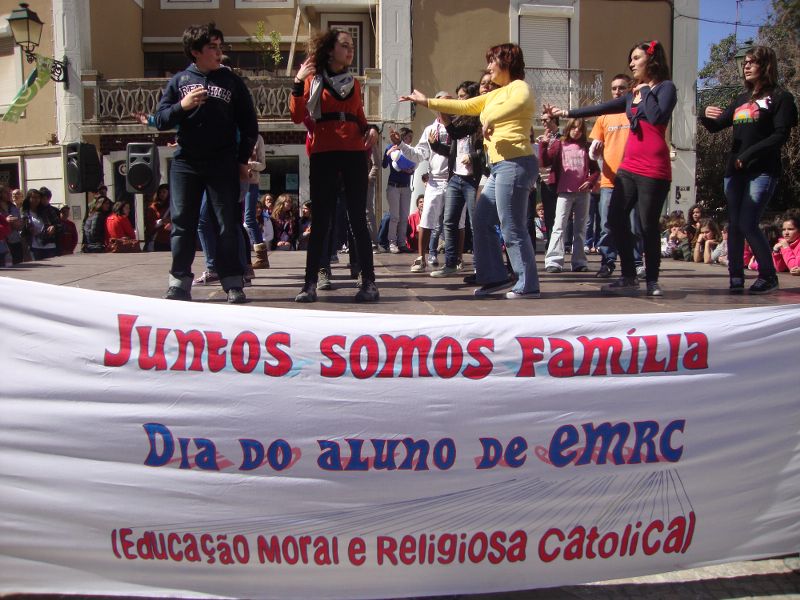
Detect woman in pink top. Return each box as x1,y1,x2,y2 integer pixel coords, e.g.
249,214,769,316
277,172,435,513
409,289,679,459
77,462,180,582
773,211,800,275
546,40,677,297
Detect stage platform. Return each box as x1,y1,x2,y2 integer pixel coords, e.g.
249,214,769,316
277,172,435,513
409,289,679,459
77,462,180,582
3,250,800,600
3,248,800,314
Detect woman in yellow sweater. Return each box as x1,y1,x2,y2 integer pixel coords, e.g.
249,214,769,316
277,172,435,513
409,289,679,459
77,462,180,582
397,43,540,299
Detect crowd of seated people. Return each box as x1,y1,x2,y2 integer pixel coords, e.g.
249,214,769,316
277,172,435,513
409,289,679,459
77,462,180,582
659,206,799,276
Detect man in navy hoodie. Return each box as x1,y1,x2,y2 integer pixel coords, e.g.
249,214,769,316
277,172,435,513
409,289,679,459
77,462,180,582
155,23,258,303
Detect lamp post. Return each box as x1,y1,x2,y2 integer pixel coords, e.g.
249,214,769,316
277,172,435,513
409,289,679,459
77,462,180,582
734,40,754,78
6,2,68,86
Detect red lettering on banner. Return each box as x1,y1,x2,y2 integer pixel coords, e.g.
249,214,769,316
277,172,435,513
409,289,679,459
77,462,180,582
348,537,366,566
318,334,496,379
103,314,294,375
516,331,709,378
538,512,696,562
376,531,526,565
264,332,292,376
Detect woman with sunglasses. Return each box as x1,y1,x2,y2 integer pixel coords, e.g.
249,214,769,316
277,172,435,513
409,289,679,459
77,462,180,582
700,45,798,294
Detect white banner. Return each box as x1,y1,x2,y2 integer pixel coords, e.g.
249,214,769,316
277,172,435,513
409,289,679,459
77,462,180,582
1,276,799,599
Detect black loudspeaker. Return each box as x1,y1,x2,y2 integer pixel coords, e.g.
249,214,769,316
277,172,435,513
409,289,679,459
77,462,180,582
126,143,161,194
65,142,102,193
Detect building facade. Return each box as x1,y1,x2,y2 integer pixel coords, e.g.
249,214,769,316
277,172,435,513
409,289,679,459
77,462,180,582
0,0,697,231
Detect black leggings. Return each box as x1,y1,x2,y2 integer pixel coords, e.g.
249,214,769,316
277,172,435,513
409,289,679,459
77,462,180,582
306,150,374,284
609,169,670,282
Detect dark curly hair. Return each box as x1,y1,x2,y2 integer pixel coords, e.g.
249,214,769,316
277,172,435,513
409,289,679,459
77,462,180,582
629,40,670,82
485,43,526,81
307,28,351,71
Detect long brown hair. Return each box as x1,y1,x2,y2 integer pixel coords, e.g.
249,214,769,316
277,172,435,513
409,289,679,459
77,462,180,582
744,45,779,96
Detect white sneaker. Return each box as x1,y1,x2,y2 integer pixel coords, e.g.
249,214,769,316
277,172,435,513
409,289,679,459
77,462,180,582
505,290,541,299
410,256,426,272
427,254,439,267
193,270,219,286
430,265,459,278
389,242,400,254
636,265,646,280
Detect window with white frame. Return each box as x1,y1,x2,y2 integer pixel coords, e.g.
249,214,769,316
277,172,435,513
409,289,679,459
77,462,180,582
0,28,23,116
160,0,219,9
519,15,569,69
321,13,372,75
235,0,293,7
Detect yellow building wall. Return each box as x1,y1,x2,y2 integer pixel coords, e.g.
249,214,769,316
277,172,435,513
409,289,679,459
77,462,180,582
90,0,143,78
0,0,58,150
142,0,297,47
579,0,673,100
409,0,505,136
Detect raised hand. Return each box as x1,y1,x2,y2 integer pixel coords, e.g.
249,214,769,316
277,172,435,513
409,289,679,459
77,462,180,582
295,57,316,82
399,89,429,107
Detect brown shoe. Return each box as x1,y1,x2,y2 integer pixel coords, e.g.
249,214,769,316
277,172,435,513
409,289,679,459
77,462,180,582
252,242,270,269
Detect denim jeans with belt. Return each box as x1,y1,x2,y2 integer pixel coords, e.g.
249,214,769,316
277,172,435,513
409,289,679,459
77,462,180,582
443,173,477,268
724,172,778,280
473,155,540,294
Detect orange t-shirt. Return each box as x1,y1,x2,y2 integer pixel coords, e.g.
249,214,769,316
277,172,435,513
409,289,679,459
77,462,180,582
289,77,368,154
589,113,630,188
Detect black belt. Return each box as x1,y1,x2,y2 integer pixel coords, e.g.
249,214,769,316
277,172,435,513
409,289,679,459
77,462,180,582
387,181,409,188
318,112,360,123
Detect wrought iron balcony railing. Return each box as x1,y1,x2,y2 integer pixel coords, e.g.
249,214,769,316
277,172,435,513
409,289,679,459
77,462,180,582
526,67,603,114
87,74,381,125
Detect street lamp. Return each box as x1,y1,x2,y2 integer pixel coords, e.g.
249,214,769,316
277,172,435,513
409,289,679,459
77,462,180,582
6,3,68,86
734,40,754,77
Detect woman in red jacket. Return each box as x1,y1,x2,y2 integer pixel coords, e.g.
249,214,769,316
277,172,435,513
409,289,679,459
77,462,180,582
289,29,380,303
105,201,137,247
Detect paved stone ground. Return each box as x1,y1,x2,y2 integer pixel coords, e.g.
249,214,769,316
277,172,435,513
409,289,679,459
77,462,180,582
3,247,800,314
3,249,799,599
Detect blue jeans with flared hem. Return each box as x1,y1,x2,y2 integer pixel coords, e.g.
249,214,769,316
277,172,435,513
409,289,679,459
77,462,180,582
724,172,778,280
473,155,540,294
443,174,477,268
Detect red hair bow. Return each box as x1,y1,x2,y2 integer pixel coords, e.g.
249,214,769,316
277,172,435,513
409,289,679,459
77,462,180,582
646,40,658,55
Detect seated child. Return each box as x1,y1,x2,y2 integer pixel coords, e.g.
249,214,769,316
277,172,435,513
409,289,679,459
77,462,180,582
710,224,728,266
406,195,424,252
297,201,312,251
662,216,686,258
693,217,721,263
772,210,800,275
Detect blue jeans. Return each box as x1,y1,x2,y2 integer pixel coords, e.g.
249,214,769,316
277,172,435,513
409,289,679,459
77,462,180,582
243,182,262,245
597,186,645,269
197,193,216,272
473,155,540,294
170,157,243,291
198,192,249,274
725,172,778,279
443,174,477,268
585,192,601,249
